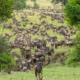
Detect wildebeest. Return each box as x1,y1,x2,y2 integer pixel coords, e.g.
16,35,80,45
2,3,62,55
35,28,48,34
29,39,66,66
35,62,43,80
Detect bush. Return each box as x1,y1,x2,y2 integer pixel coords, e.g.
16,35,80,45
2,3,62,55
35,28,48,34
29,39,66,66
64,0,80,67
21,0,26,8
0,35,9,54
64,0,80,26
0,35,15,71
13,0,27,10
0,53,15,71
33,3,40,9
13,1,24,10
65,32,80,67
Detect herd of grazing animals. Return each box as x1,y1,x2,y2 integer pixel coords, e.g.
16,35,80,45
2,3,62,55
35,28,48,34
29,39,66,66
1,8,76,77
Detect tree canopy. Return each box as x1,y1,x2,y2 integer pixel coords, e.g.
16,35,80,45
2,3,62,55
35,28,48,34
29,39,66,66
33,2,40,9
0,0,14,21
64,0,80,66
64,0,80,27
13,0,27,10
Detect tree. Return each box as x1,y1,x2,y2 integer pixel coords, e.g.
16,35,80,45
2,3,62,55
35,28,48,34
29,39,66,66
33,2,40,9
13,1,24,10
64,0,80,26
0,0,14,22
64,0,80,66
13,0,27,10
51,0,68,6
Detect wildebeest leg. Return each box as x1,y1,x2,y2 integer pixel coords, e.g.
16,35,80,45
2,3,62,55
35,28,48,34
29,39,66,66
35,71,38,80
35,70,37,77
38,73,40,80
55,45,57,48
41,71,43,80
32,59,35,69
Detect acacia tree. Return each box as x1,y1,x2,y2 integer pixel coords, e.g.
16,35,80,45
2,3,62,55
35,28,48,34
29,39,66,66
64,0,80,66
0,0,14,21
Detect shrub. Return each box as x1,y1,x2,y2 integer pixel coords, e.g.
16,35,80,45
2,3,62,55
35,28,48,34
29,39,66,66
13,0,27,10
65,32,80,67
64,0,80,66
33,3,40,9
0,35,15,71
0,53,15,71
13,1,24,10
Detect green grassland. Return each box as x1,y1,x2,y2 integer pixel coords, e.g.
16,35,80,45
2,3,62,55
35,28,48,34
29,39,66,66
0,64,80,80
0,0,79,80
26,0,62,9
26,0,53,8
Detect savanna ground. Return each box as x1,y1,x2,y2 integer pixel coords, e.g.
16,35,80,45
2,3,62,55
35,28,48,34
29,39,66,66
0,64,80,80
0,0,79,80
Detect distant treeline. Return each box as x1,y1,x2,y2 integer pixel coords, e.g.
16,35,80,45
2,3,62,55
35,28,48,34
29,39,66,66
13,0,40,10
13,0,27,10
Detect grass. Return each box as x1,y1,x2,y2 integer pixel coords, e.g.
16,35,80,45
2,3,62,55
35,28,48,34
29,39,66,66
26,0,53,8
0,65,80,80
0,0,78,80
26,0,62,9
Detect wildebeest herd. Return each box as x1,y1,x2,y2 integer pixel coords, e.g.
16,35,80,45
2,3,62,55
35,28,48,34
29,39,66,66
1,8,76,79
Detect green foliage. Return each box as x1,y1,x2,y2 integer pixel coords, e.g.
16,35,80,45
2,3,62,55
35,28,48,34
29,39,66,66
51,0,68,5
22,0,27,8
31,0,36,2
64,0,80,26
72,32,80,60
0,35,9,54
0,53,15,68
13,1,24,10
64,0,80,66
13,0,27,10
33,2,40,9
65,32,80,67
0,0,14,22
0,35,15,71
